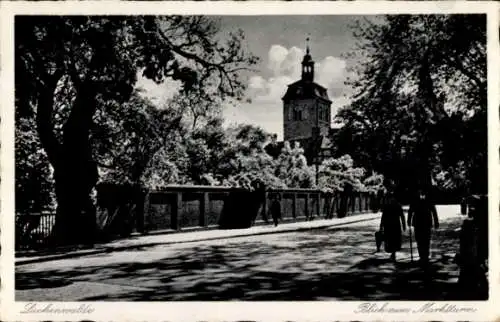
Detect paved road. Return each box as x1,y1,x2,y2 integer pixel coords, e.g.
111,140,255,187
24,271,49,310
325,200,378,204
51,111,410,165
16,206,480,301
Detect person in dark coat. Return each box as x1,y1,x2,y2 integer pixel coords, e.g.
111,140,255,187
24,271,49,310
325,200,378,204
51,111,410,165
407,188,439,267
379,192,406,261
457,194,488,298
270,193,282,227
460,196,468,215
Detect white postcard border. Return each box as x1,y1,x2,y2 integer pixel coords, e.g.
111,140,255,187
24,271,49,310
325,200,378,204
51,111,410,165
1,1,499,321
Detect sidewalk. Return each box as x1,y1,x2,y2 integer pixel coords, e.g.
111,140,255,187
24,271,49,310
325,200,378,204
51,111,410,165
16,212,381,265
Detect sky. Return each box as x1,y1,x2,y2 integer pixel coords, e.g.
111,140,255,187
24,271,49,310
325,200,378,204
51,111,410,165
137,15,364,140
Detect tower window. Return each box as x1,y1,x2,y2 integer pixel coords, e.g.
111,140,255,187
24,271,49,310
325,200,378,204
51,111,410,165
293,109,303,121
319,107,328,121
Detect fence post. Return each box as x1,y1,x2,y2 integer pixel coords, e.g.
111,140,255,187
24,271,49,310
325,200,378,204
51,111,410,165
361,193,366,213
325,194,331,218
321,193,326,218
136,189,146,233
173,192,182,230
332,194,337,218
305,194,310,219
200,192,209,227
262,190,268,222
292,193,297,219
316,193,320,218
370,194,373,211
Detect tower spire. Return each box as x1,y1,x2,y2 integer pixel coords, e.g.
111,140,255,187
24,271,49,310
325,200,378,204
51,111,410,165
301,34,314,82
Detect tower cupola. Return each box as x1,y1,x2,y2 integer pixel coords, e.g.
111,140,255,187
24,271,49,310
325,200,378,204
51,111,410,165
301,37,315,82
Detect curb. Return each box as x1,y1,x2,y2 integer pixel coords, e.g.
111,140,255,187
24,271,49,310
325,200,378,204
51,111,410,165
16,213,380,265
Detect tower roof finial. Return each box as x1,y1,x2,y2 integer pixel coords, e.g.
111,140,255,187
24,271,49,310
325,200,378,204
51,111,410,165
306,35,310,55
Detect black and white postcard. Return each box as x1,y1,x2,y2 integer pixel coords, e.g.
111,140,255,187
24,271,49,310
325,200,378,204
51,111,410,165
1,1,499,321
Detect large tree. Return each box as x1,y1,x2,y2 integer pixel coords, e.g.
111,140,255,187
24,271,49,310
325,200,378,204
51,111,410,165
274,142,315,189
318,155,366,193
95,92,188,187
15,15,257,244
221,124,284,190
335,15,486,198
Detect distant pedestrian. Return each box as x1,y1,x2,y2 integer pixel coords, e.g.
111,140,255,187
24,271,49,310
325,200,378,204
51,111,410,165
379,191,406,261
457,194,488,298
270,193,282,227
460,196,468,215
407,188,439,267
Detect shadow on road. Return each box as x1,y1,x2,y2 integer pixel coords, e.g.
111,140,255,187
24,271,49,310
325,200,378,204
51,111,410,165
16,216,486,301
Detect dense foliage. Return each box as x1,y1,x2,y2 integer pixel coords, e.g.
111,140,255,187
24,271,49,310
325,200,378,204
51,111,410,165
15,115,55,213
334,15,486,199
275,142,315,189
318,155,384,193
18,91,382,212
15,15,258,243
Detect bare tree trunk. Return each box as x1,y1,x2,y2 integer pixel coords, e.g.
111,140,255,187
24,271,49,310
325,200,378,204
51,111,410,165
37,79,99,246
53,156,98,245
59,82,98,245
413,51,439,194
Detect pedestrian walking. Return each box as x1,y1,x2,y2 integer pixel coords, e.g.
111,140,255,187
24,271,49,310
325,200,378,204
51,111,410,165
407,188,439,267
379,191,406,261
460,196,468,215
457,194,488,298
270,193,282,227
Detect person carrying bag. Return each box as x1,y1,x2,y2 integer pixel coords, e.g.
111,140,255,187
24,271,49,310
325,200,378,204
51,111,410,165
378,191,406,261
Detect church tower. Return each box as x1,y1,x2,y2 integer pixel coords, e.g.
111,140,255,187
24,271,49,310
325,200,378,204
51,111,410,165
282,38,332,143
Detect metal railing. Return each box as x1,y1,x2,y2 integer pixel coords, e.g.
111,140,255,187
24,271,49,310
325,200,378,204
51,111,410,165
15,212,56,250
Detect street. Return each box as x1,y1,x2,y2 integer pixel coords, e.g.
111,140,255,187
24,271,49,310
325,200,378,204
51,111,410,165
16,206,475,301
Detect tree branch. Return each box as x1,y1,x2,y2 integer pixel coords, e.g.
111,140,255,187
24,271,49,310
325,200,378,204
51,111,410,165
441,54,486,94
155,25,250,97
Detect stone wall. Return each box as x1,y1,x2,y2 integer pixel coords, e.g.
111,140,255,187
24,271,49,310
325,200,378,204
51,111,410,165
144,186,379,232
15,184,381,250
